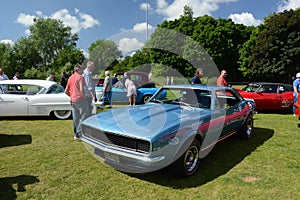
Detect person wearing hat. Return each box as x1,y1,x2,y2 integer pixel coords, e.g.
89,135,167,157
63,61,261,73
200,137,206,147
65,64,89,140
293,72,300,115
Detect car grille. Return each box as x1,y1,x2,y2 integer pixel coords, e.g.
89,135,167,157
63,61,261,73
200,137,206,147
82,125,150,153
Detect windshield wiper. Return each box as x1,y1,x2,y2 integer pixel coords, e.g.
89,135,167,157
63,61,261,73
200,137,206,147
149,99,163,104
171,101,192,108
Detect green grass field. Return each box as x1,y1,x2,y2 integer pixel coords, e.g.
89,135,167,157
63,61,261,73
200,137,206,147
0,112,299,200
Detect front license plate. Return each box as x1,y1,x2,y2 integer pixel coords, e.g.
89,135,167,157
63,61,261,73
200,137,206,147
104,152,119,163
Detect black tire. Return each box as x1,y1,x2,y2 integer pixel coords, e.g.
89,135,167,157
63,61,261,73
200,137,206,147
171,138,201,177
141,95,151,104
240,114,254,140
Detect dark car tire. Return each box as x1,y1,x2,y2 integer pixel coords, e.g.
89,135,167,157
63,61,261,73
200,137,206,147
171,138,201,177
240,114,254,140
52,110,72,120
141,95,152,104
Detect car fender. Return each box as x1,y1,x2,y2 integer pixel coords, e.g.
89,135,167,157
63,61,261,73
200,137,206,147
170,129,199,163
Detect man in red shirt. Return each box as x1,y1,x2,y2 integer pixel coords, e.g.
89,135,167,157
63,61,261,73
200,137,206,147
217,70,229,86
65,65,88,140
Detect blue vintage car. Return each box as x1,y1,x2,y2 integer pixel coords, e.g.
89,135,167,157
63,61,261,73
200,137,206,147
81,84,255,177
95,81,163,104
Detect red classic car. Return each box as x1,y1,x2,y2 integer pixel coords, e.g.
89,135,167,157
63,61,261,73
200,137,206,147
235,82,294,112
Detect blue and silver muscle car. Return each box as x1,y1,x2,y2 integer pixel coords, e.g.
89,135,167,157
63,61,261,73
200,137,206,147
81,84,255,177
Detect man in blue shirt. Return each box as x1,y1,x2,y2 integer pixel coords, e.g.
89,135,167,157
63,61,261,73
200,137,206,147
191,68,203,84
293,72,300,115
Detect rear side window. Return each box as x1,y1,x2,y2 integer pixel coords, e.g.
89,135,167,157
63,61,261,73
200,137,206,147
215,89,241,109
0,84,27,94
26,85,43,95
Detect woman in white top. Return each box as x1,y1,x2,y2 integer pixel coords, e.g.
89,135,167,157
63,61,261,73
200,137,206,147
125,78,137,106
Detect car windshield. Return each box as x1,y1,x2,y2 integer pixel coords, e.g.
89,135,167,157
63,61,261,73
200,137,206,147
149,87,211,109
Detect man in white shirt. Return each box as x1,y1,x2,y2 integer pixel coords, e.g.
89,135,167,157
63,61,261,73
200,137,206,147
83,61,97,116
0,69,9,81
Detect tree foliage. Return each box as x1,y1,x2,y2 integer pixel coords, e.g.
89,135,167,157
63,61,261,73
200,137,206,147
0,43,14,78
133,7,253,81
88,39,122,75
239,9,300,82
1,18,83,79
1,6,299,83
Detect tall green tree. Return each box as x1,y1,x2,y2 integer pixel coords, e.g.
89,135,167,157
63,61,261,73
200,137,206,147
88,39,122,75
239,9,300,82
0,43,14,78
192,16,253,81
30,18,79,67
12,18,83,78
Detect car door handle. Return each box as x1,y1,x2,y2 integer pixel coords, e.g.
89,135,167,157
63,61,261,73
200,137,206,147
22,97,29,101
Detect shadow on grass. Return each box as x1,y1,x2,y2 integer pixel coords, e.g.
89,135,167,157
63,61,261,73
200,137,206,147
0,175,39,200
130,127,274,188
0,116,52,121
0,134,32,148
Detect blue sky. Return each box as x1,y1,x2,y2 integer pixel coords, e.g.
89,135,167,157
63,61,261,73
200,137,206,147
0,0,299,56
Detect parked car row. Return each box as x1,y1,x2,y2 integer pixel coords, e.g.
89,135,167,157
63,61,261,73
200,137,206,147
1,79,293,177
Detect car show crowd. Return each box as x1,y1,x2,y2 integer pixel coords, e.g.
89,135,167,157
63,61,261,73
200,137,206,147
1,64,300,139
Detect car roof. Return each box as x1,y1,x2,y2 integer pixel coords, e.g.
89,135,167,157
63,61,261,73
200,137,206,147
162,84,230,90
249,82,290,86
0,79,57,88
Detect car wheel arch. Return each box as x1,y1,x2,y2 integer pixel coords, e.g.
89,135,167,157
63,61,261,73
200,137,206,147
169,130,203,177
170,134,202,177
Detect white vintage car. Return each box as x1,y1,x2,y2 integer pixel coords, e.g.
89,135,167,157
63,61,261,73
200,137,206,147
0,79,73,119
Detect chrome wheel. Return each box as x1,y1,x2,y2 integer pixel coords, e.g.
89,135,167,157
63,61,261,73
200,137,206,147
243,116,253,139
184,145,199,172
53,110,72,120
171,138,201,177
142,95,151,104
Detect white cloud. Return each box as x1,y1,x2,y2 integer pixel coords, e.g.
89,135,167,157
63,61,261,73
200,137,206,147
277,0,300,12
118,37,144,52
0,39,14,45
79,13,99,29
140,2,153,11
16,9,99,35
155,0,238,20
156,0,168,10
229,12,262,26
36,10,43,17
52,9,81,33
16,13,35,26
133,22,153,33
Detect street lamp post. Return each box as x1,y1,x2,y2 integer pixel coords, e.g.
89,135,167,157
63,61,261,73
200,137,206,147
146,0,149,43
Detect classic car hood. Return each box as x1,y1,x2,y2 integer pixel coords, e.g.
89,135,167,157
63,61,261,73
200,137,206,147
83,103,211,140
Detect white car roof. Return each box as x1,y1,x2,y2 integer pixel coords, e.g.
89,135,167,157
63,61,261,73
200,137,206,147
0,79,57,88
